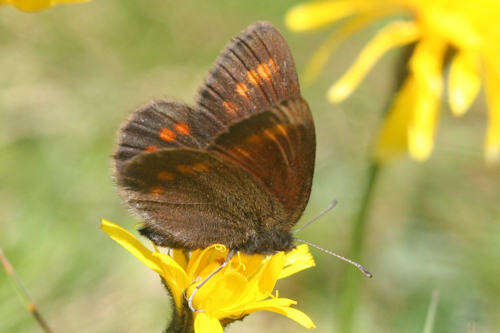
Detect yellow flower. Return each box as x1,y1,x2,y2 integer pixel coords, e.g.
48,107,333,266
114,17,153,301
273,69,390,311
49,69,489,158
101,219,316,332
286,0,500,163
0,0,88,12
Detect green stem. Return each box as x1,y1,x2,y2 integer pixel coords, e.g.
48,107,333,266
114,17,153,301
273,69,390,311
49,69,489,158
422,290,440,333
338,161,380,333
163,279,194,333
0,248,53,333
337,44,414,332
166,310,194,333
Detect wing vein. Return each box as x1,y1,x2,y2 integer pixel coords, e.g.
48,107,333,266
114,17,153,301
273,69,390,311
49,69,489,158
241,34,280,101
227,47,272,105
205,83,226,103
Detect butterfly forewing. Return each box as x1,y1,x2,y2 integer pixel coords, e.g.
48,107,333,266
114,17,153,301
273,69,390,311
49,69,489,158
195,21,300,136
114,101,211,167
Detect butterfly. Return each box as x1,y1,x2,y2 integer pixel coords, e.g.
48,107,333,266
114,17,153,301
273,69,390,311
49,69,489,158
113,21,315,255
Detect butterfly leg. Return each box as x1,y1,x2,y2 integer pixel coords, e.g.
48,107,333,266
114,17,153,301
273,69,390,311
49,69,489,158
187,250,235,313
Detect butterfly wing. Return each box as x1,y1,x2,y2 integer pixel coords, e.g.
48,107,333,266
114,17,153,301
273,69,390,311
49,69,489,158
198,21,315,229
195,21,301,137
114,22,315,252
208,97,314,230
114,101,209,168
117,149,282,251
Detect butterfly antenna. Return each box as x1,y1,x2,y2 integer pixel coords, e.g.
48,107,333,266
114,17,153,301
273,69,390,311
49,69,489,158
293,199,338,234
294,238,373,278
0,248,53,333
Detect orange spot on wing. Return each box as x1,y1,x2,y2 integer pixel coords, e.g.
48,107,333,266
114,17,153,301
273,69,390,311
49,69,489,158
145,145,158,152
174,122,190,135
235,82,248,98
248,134,261,144
192,163,209,172
268,58,278,72
275,124,288,138
150,186,164,195
223,101,237,114
176,165,195,175
257,63,272,81
236,147,252,159
247,69,260,85
264,128,277,141
159,128,176,142
158,171,175,181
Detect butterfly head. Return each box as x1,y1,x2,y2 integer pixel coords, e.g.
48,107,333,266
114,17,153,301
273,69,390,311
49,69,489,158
236,228,295,254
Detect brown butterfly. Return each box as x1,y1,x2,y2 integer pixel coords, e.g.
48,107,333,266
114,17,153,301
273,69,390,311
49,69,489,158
114,21,315,255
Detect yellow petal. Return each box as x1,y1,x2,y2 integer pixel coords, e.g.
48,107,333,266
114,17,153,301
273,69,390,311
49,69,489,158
303,14,378,85
266,306,316,329
255,252,286,298
234,252,265,279
153,253,189,311
448,50,482,116
100,219,162,275
194,313,223,333
407,38,447,161
1,0,88,12
375,75,416,163
239,298,316,329
420,1,483,51
101,220,190,311
192,270,248,316
235,253,285,306
186,244,227,281
279,244,315,279
285,1,359,32
187,266,227,312
484,60,500,163
408,86,441,162
328,21,421,103
172,249,188,270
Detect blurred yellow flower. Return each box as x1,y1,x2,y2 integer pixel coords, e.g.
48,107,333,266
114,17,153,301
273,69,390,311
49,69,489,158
0,0,88,12
101,219,316,332
286,0,500,163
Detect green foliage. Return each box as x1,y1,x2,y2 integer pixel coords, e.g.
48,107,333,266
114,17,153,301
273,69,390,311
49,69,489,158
0,1,498,331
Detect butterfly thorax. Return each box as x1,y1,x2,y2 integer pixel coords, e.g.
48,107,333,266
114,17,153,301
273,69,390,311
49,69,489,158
235,228,295,254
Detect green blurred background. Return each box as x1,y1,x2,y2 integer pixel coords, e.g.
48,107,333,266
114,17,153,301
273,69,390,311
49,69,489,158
1,1,499,332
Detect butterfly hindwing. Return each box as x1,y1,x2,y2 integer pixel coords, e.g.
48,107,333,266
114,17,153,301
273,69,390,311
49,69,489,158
117,149,289,251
